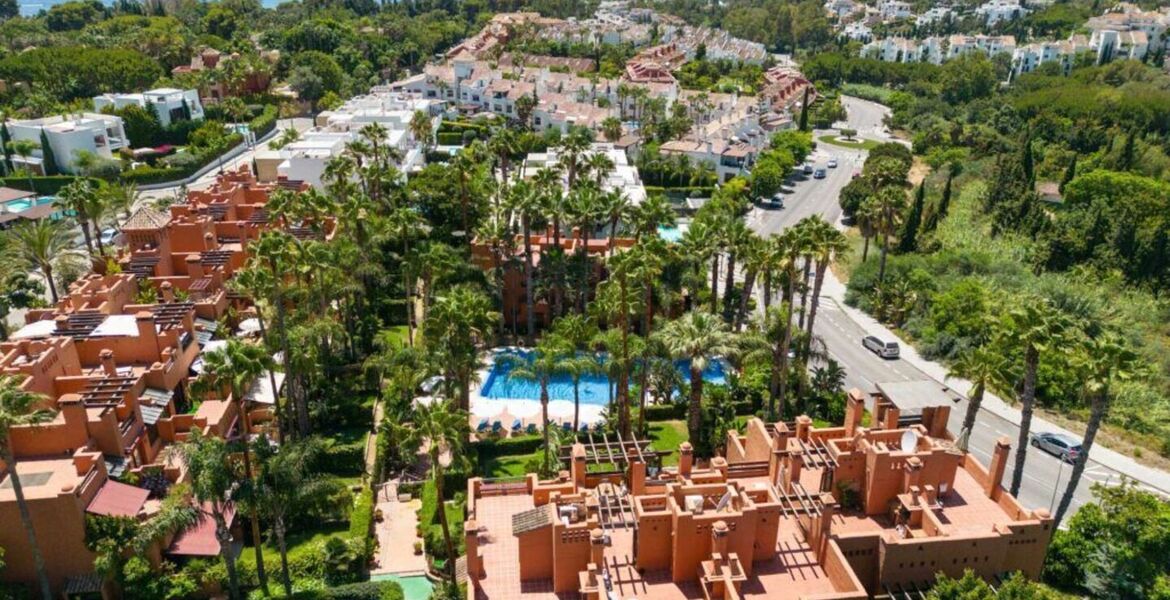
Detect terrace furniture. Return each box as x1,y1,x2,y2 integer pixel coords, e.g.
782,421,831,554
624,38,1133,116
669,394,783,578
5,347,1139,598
477,418,490,433
511,419,522,434
526,423,538,435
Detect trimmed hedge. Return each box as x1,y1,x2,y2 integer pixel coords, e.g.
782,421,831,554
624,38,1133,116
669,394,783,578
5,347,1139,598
644,185,716,197
475,435,543,460
289,581,404,600
436,131,463,146
0,175,103,195
644,403,685,422
349,488,375,558
321,438,366,477
250,104,279,138
121,132,243,185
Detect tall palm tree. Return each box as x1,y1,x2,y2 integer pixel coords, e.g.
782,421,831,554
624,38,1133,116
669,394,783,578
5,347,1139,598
720,220,752,320
500,338,569,466
550,316,601,431
855,196,880,262
55,178,102,255
104,180,138,220
0,376,55,600
6,139,40,193
507,180,542,342
598,190,629,255
756,305,793,419
566,183,603,314
1005,299,1072,496
252,437,336,597
558,128,592,189
734,234,765,332
191,340,274,595
585,151,615,190
949,342,1013,451
804,218,850,340
10,219,82,303
629,194,675,242
487,128,519,188
400,400,470,580
248,232,306,434
409,110,433,151
423,286,499,412
593,251,643,437
1054,333,1143,526
178,431,243,600
387,207,429,346
658,312,737,446
873,186,907,284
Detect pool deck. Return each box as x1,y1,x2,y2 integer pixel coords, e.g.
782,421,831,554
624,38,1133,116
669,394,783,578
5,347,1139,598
371,489,429,577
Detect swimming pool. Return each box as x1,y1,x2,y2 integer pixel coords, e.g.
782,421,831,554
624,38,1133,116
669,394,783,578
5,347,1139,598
370,574,433,599
481,350,728,404
2,196,55,213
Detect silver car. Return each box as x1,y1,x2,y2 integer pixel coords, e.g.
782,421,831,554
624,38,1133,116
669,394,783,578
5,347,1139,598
1031,432,1082,463
862,335,900,359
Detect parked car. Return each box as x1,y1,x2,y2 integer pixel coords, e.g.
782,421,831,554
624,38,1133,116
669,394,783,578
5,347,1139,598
813,168,827,179
1030,432,1082,463
827,158,838,168
769,193,785,208
100,228,122,247
862,335,900,358
802,163,814,175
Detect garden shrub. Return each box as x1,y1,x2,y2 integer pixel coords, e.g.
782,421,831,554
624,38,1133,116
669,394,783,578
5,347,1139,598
348,487,375,558
475,435,543,460
320,438,365,477
288,581,403,600
436,132,462,146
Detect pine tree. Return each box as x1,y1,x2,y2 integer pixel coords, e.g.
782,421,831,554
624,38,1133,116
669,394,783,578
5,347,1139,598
39,131,59,176
798,87,810,132
899,182,925,253
1059,154,1077,193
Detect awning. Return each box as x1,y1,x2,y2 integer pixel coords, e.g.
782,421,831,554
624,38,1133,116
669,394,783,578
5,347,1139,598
87,480,150,518
141,387,173,404
167,504,236,557
244,372,285,405
195,330,214,346
62,574,103,595
195,317,219,332
139,404,165,425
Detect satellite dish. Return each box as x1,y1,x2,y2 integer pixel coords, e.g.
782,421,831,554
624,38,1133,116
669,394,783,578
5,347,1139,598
900,430,918,452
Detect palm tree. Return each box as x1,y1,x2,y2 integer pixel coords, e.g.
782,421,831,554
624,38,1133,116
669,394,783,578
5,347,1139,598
487,128,519,187
409,110,433,151
734,235,766,331
658,312,737,446
1053,333,1143,526
1005,299,1072,496
756,305,793,419
559,128,592,190
873,186,907,284
601,116,622,142
720,221,752,319
6,139,40,193
104,180,138,220
506,180,541,342
549,313,599,430
566,184,603,314
190,340,274,595
629,194,675,242
10,219,82,303
423,286,499,412
55,178,102,255
949,342,1013,451
593,251,644,437
399,400,470,580
387,207,429,346
501,338,570,466
585,151,615,190
178,431,244,600
855,196,880,262
804,218,850,341
598,190,629,255
0,376,55,600
252,437,336,596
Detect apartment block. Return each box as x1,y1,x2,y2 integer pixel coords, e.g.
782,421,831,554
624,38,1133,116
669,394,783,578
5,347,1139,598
6,113,127,174
462,383,1053,599
1086,3,1170,53
862,37,944,64
878,0,912,22
93,88,205,128
1011,36,1090,76
947,35,1017,60
974,0,1029,26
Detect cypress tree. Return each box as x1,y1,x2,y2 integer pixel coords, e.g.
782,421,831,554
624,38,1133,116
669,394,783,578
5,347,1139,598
39,131,59,176
1059,154,1077,193
899,182,925,253
798,87,810,132
0,123,11,176
1119,130,1135,171
924,171,953,234
1020,130,1034,185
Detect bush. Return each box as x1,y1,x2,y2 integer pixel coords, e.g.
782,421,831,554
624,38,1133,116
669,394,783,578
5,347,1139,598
321,439,365,477
348,488,375,558
436,132,463,146
475,435,543,460
250,104,279,138
643,403,685,421
162,152,204,170
120,167,186,185
289,581,404,600
0,176,102,195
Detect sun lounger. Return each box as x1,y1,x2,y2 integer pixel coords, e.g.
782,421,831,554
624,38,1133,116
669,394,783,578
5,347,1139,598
491,420,502,434
476,418,489,432
562,421,572,432
525,423,538,435
579,422,589,433
511,419,522,433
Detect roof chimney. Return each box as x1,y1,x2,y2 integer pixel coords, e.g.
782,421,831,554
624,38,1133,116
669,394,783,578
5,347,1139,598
160,281,175,303
99,348,117,376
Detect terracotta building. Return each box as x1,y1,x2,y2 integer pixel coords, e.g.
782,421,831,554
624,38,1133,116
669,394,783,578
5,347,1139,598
0,168,305,595
462,383,1053,598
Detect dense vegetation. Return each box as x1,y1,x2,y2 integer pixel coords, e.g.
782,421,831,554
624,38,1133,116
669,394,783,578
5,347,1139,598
828,52,1170,467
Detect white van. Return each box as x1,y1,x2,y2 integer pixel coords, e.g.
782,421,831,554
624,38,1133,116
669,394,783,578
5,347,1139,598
863,335,900,359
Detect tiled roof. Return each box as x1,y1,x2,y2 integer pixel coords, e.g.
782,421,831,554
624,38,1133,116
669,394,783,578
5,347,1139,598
511,504,553,535
123,206,170,230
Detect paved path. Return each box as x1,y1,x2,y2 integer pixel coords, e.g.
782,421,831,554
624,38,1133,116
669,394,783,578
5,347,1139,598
371,495,428,576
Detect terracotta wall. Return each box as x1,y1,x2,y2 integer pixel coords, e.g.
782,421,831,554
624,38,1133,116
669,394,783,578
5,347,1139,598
635,511,673,571
834,533,881,593
551,525,591,593
878,531,1011,588
517,529,553,580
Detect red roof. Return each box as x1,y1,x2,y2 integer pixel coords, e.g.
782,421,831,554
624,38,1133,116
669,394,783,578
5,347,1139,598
167,503,236,556
86,480,150,518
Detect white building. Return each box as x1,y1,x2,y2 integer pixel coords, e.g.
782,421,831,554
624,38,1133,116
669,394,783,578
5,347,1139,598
916,7,953,26
93,88,204,128
947,34,1017,60
1089,28,1150,62
863,37,944,63
843,22,874,42
7,113,126,174
272,90,439,187
1011,36,1090,76
878,0,912,21
1086,4,1170,52
825,0,862,19
974,0,1029,26
520,143,647,207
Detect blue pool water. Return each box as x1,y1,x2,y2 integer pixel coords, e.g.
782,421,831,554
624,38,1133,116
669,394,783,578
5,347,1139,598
482,350,728,404
369,574,433,599
658,224,685,243
2,196,54,213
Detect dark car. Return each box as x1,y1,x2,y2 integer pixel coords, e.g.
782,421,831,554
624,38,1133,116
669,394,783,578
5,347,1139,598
1030,432,1082,463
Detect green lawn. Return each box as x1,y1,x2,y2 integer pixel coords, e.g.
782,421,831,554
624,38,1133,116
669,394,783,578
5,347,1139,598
818,134,881,151
237,521,350,572
648,420,689,466
481,452,538,478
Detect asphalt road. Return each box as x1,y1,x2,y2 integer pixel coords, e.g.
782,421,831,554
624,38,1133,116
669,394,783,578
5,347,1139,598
744,97,1102,518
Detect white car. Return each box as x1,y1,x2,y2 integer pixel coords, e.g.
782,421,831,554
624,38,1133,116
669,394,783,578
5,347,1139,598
863,335,900,359
827,158,838,168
